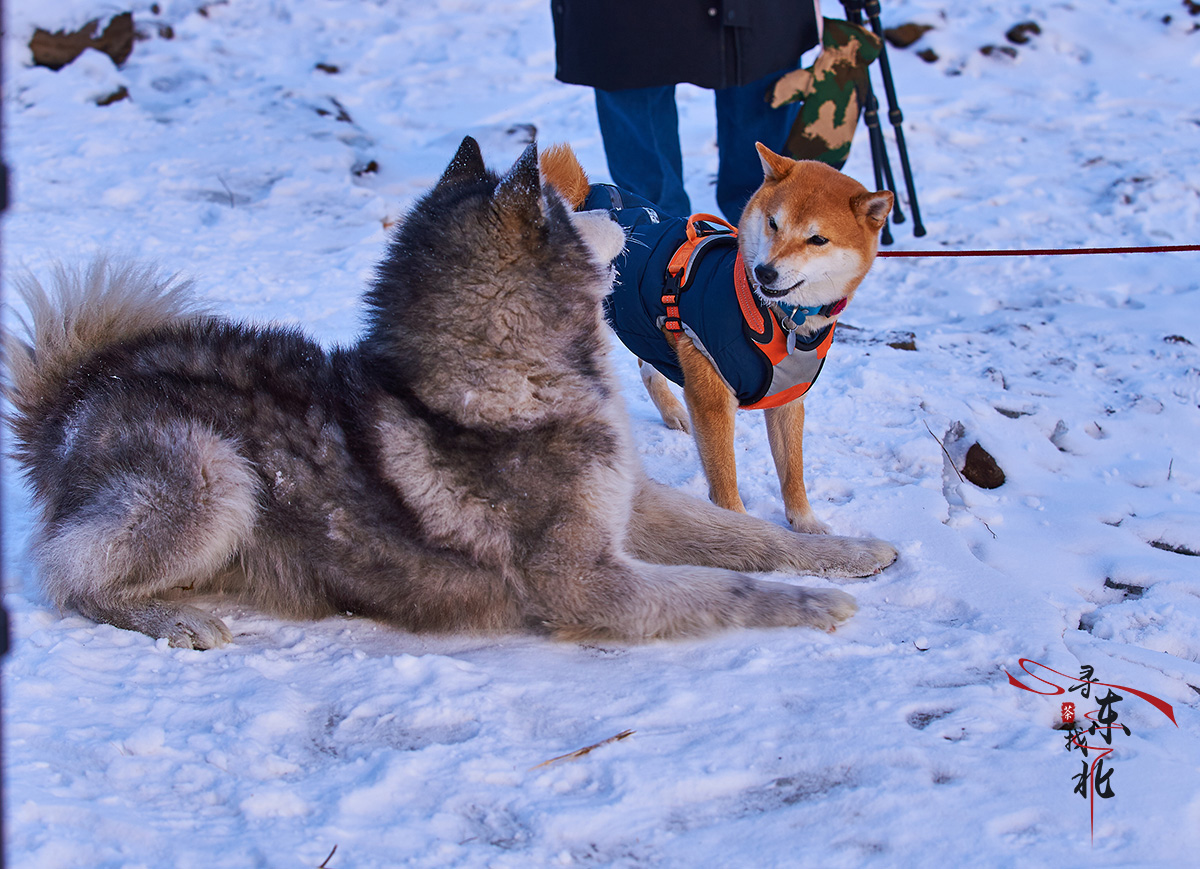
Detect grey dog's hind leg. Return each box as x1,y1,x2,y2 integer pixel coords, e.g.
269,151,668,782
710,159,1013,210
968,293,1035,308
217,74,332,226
627,477,897,578
36,422,258,648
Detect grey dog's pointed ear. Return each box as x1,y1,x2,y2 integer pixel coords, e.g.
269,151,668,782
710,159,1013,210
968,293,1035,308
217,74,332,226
494,143,545,226
436,136,488,189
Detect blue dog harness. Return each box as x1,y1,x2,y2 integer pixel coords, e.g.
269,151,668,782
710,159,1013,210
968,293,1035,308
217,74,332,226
586,184,842,409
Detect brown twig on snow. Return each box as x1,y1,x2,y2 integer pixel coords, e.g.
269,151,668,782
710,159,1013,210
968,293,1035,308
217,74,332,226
217,176,236,209
923,420,965,484
529,730,635,771
923,420,996,539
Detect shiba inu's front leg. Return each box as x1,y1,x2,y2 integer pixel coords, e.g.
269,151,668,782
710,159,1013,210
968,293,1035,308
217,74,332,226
764,400,831,534
675,335,746,514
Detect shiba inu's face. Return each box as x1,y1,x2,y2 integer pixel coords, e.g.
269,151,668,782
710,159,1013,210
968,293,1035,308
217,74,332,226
739,145,893,318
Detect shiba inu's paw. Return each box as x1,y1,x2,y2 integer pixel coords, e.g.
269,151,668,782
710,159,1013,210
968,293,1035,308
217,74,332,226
640,361,690,433
660,406,691,433
787,510,831,535
163,606,233,650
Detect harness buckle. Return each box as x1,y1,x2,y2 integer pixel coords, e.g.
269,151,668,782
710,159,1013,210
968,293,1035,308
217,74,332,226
661,212,739,336
665,213,738,301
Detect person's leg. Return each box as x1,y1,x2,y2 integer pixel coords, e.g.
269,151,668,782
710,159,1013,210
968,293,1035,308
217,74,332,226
595,85,691,216
714,72,801,223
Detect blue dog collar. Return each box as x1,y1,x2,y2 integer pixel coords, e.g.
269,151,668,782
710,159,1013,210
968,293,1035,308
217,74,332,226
772,297,849,331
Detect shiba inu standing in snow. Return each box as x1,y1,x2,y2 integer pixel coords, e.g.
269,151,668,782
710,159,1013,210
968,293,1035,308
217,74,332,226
542,143,893,533
5,138,896,649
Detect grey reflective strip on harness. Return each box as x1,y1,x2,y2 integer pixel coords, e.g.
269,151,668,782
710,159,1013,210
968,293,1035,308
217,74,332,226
751,324,834,407
674,234,737,290
761,340,826,401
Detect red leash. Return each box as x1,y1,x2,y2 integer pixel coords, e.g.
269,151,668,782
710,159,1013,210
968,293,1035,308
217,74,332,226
878,243,1200,258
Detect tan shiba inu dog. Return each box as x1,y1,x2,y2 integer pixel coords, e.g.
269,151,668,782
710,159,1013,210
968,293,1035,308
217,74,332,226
542,143,893,533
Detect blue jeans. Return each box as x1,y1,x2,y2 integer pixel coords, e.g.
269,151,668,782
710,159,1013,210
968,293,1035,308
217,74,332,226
594,71,800,223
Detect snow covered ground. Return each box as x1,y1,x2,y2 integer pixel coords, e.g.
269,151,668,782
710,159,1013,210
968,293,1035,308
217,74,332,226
3,0,1199,865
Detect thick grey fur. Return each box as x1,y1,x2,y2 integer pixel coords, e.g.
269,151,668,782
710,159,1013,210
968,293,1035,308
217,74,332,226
4,138,896,649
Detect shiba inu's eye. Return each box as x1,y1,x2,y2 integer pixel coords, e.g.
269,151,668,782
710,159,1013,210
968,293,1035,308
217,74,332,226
808,234,829,246
767,216,778,232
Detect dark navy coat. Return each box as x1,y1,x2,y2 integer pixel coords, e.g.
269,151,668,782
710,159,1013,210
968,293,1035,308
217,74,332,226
551,1,820,92
587,184,834,409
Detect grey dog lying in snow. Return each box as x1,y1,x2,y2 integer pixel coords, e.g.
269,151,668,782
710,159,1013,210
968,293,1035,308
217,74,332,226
5,137,896,649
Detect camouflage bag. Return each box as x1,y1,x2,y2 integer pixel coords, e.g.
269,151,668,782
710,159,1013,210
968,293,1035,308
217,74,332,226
769,18,882,169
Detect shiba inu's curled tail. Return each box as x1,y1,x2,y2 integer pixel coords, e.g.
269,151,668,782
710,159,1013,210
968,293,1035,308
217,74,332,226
540,143,592,211
4,259,207,441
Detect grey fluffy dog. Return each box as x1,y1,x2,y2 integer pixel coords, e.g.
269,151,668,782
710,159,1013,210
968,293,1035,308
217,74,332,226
4,138,896,649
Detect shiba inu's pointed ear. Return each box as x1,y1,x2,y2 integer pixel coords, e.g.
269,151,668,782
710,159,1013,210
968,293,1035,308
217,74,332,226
755,142,796,181
852,190,895,231
436,136,488,188
495,143,546,226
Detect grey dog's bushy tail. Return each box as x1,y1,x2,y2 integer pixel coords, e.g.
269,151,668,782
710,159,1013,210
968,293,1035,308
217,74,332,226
4,259,207,443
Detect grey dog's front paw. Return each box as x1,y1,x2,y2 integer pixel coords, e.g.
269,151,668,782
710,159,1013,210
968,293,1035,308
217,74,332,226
749,579,858,631
828,537,898,579
780,534,898,580
798,587,858,631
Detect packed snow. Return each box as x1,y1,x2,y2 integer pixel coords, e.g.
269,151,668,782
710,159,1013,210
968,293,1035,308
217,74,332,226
3,0,1199,866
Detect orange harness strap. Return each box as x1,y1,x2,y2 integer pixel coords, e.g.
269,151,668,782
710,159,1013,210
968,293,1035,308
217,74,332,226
663,213,738,333
658,213,836,410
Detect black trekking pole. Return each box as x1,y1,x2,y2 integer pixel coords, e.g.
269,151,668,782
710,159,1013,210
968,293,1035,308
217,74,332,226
846,0,927,236
1,0,10,862
858,80,899,245
839,0,904,243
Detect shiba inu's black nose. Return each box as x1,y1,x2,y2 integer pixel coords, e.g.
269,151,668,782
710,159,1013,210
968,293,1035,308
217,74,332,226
754,263,778,287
